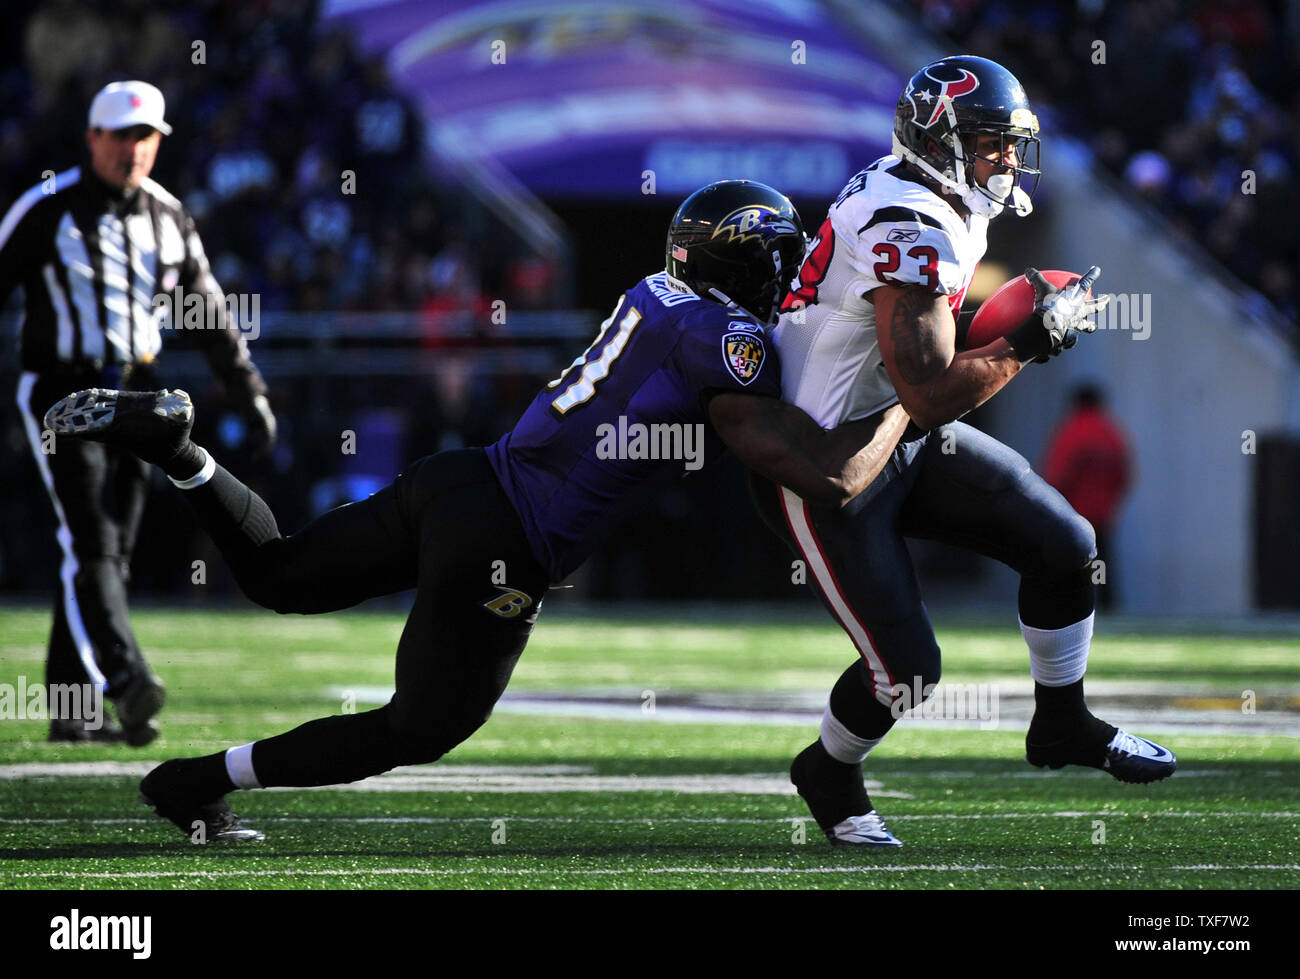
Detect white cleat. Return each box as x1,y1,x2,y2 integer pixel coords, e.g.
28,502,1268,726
826,810,903,847
1101,728,1177,784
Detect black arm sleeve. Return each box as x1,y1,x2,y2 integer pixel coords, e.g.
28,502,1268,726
0,195,35,307
179,210,268,403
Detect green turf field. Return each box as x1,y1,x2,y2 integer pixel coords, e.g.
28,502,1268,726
1,604,1297,889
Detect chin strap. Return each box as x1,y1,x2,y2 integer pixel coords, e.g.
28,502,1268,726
706,287,776,329
891,135,1033,218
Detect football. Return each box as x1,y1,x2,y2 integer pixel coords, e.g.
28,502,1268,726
964,269,1084,349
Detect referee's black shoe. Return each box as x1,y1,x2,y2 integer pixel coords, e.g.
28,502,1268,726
49,717,127,743
114,671,166,747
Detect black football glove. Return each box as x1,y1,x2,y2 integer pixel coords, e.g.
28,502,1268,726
1006,265,1110,364
244,394,277,460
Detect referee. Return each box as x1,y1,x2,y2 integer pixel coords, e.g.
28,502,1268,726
0,80,276,745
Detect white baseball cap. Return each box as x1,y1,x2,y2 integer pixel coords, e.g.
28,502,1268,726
88,81,172,135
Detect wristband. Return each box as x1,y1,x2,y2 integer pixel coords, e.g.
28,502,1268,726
1005,313,1051,363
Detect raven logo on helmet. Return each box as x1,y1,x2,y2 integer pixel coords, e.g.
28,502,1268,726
712,206,801,246
665,180,805,328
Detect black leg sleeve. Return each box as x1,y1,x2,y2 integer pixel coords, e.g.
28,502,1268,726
252,707,399,786
179,459,417,613
235,450,549,789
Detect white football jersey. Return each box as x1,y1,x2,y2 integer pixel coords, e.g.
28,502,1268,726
774,156,989,427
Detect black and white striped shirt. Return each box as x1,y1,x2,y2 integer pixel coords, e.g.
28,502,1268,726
0,164,265,399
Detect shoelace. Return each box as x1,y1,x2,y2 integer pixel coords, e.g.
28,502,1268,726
1108,730,1141,756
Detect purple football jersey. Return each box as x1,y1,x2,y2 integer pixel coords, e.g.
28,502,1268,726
487,272,780,581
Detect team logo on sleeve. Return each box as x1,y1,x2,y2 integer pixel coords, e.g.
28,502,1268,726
722,331,766,385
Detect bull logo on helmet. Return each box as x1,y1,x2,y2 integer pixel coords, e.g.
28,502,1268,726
910,67,980,129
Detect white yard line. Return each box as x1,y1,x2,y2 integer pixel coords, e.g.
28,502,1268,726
0,762,914,796
1,811,1297,826
8,865,1300,881
0,760,1284,790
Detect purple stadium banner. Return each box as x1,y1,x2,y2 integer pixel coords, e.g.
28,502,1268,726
324,0,904,198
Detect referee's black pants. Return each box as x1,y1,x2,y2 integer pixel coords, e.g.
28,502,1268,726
179,447,549,786
18,370,152,696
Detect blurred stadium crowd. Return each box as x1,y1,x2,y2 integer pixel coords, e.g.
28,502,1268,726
0,0,563,596
919,0,1299,332
0,0,557,321
0,0,1292,602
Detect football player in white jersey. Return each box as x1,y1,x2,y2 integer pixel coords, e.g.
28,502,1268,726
754,55,1175,847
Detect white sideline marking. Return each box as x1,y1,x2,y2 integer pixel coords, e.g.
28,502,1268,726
10,865,1300,881
0,760,1280,788
0,762,594,778
1,811,1297,826
326,773,812,795
328,685,1300,735
0,761,910,797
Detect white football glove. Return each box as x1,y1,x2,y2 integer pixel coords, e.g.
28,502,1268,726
1010,266,1111,363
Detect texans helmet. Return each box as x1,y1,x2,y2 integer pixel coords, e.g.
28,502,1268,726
665,180,805,326
892,55,1041,218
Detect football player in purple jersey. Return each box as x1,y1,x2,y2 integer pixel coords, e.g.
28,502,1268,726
46,180,909,841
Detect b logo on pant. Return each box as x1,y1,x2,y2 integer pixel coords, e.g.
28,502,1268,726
482,587,533,619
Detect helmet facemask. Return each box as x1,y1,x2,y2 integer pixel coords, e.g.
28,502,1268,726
953,128,1040,217
892,125,1040,218
705,233,805,326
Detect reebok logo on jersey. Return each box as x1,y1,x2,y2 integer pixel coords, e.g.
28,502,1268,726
886,228,921,242
722,332,766,385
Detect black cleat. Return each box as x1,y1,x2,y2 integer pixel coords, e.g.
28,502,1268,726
790,741,903,847
49,717,127,743
114,672,166,747
1027,719,1176,784
44,388,194,466
140,761,265,844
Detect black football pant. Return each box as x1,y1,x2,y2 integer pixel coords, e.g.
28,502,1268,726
18,371,152,697
752,420,1096,740
179,447,548,786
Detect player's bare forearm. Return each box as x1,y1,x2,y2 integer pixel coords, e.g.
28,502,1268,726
908,340,1022,430
708,394,905,505
875,284,1022,430
822,403,909,502
709,393,841,503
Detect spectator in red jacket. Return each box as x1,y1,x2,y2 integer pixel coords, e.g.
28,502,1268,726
1043,385,1134,611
